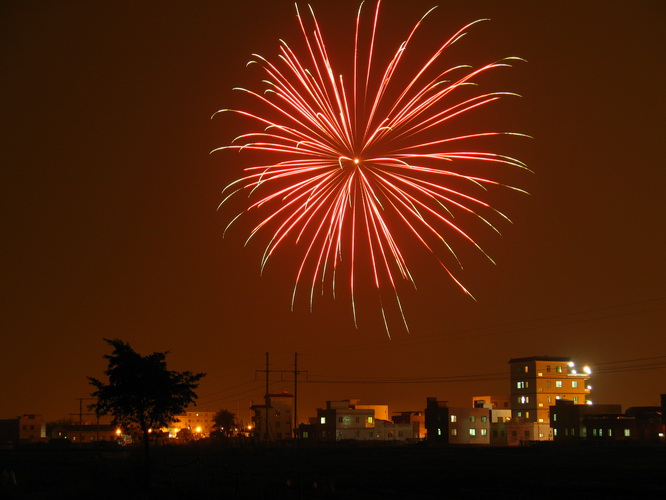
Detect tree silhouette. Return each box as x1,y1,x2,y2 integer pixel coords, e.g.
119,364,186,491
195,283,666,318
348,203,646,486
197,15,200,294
88,338,205,482
213,409,236,437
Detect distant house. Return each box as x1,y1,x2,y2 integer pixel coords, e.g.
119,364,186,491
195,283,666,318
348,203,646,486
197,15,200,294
168,410,216,439
0,414,46,445
250,392,294,441
306,399,416,442
426,397,510,445
392,411,426,440
551,399,665,443
50,423,120,444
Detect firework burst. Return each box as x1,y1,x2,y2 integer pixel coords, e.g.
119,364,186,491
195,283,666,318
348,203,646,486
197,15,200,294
213,1,529,336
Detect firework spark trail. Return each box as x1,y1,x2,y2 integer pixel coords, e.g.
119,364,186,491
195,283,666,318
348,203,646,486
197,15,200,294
212,1,529,336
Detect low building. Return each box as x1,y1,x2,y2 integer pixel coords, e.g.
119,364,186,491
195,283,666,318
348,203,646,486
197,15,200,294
392,411,426,440
50,423,120,443
310,399,415,442
0,414,46,445
551,399,664,443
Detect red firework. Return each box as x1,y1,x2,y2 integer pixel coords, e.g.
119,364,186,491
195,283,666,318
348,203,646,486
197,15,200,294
213,1,529,336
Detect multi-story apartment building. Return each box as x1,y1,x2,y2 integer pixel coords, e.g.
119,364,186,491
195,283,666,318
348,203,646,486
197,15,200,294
250,392,294,441
508,356,591,443
169,410,217,438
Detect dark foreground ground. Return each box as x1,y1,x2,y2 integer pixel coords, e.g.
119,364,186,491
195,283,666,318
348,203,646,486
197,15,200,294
1,442,665,499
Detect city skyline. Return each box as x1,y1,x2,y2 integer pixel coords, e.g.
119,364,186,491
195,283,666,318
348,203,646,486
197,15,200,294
2,0,665,424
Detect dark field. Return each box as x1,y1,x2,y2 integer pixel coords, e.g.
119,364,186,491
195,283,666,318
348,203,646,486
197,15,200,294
2,442,665,499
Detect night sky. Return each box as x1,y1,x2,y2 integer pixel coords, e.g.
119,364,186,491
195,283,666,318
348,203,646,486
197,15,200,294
2,0,665,426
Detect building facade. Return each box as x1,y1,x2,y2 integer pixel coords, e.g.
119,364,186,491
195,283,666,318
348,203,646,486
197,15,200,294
508,356,591,441
250,392,294,441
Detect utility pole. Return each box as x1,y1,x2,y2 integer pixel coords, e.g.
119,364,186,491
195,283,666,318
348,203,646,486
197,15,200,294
265,352,270,442
255,353,307,442
294,352,299,439
71,397,97,444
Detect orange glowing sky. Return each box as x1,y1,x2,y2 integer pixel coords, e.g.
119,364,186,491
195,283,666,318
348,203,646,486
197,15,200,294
1,0,665,425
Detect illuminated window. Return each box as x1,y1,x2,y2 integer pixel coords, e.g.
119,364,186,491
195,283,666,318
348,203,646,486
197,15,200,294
538,418,544,423
554,429,558,436
451,428,457,436
469,428,476,436
556,366,563,373
470,416,476,423
517,411,522,417
517,381,525,389
437,428,442,436
481,416,487,423
572,381,579,388
553,413,557,421
624,429,631,437
537,372,543,377
320,417,326,424
573,397,579,403
367,417,373,424
481,428,488,436
608,429,612,437
538,403,543,407
450,415,457,423
524,366,528,373
520,396,529,404
547,396,552,403
555,381,563,388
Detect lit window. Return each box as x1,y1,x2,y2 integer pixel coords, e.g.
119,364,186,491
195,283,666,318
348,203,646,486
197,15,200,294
320,417,326,424
555,381,563,388
451,428,457,436
538,403,543,407
572,381,579,388
517,381,525,389
524,366,528,373
451,415,457,423
470,416,476,423
481,428,488,436
525,412,530,418
437,428,442,436
553,414,557,421
481,416,487,423
547,396,552,403
538,372,543,377
367,417,373,424
469,428,476,436
554,429,558,436
538,418,544,423
556,366,562,373
624,429,630,437
517,411,522,417
573,397,579,403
